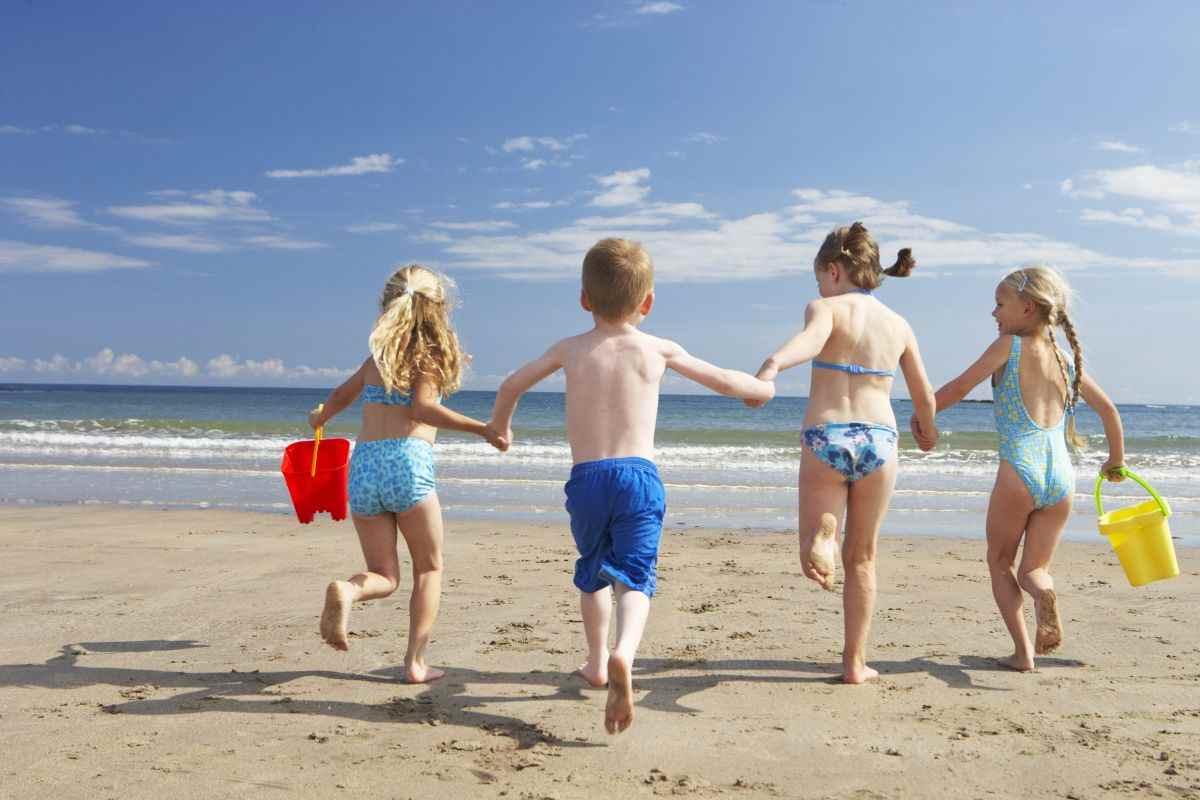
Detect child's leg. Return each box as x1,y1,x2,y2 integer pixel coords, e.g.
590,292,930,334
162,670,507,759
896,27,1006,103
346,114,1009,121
606,579,650,734
985,463,1037,670
840,457,898,684
797,452,850,590
578,586,612,687
395,492,446,683
1017,495,1071,655
320,512,401,651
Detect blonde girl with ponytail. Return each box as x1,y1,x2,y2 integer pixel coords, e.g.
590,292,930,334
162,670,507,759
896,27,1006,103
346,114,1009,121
923,265,1126,672
309,265,507,682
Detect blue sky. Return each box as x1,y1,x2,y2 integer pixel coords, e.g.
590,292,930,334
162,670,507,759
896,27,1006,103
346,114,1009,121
3,1,1199,403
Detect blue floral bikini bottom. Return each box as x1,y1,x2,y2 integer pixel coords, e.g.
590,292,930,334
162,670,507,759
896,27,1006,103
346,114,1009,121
801,422,898,482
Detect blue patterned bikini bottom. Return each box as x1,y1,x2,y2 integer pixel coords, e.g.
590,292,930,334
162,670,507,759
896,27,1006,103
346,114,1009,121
801,422,898,483
348,437,436,516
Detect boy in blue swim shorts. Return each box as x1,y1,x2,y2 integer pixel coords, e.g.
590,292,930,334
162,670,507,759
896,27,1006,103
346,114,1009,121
491,238,774,734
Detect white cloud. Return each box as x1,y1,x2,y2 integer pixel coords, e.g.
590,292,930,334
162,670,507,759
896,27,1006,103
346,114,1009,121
64,123,103,135
1096,139,1142,153
3,348,351,383
420,182,1200,281
1,196,116,231
1063,162,1200,235
108,189,272,224
345,222,403,234
0,125,33,135
666,150,685,159
0,240,152,273
206,354,349,382
24,349,199,378
1059,178,1105,201
265,153,401,178
493,200,566,210
685,131,724,144
523,159,548,171
0,357,26,372
429,220,517,232
502,136,535,153
1079,207,1181,234
1169,122,1196,134
591,168,652,207
124,233,230,252
244,234,328,250
636,2,684,13
501,134,587,156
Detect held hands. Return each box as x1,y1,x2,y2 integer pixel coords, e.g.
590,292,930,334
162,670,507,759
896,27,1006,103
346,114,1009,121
909,414,938,452
483,421,511,452
1100,459,1126,482
744,360,779,408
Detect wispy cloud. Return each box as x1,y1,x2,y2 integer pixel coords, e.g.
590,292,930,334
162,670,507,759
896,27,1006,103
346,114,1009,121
345,222,403,234
1061,161,1200,236
501,135,587,154
685,131,724,144
206,354,350,381
0,348,350,383
429,220,517,232
494,200,567,210
265,153,401,179
0,125,33,135
123,233,230,253
0,240,153,273
1169,122,1197,134
1095,139,1142,154
1,196,117,232
64,123,104,135
591,168,652,207
108,189,272,224
522,159,548,171
244,234,328,250
636,2,684,14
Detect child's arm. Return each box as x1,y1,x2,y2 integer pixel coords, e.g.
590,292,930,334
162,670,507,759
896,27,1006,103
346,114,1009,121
753,301,834,382
911,336,1011,449
1079,372,1126,481
663,341,775,402
410,376,508,451
899,324,938,451
490,343,566,443
309,358,369,429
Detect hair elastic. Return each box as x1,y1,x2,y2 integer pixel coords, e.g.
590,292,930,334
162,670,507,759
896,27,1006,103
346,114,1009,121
1016,272,1029,293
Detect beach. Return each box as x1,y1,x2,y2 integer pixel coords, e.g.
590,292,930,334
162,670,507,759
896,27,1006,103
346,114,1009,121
2,506,1197,799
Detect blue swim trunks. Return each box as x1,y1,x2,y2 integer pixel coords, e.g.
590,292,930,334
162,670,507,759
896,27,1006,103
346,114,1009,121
564,457,666,598
348,438,436,516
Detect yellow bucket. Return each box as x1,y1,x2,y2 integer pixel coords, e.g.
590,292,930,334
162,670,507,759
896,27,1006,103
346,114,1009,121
1094,468,1178,587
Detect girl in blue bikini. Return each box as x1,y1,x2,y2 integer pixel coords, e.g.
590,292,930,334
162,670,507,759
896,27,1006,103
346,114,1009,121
309,265,507,682
752,222,938,684
923,266,1126,671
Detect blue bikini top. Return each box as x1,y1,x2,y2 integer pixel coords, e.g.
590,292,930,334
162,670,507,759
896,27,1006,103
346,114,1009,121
361,384,442,407
812,289,896,378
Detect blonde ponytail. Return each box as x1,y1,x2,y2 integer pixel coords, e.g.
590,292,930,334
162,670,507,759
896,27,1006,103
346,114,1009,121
368,265,465,397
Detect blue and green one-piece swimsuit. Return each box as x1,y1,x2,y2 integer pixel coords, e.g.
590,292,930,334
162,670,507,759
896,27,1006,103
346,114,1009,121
993,336,1076,509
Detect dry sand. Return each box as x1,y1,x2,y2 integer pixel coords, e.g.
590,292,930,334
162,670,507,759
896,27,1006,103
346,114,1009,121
1,506,1197,799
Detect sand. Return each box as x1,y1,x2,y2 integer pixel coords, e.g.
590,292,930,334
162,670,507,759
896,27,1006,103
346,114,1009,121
1,506,1197,799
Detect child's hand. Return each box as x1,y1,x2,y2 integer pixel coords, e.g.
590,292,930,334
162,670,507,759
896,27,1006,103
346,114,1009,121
1100,459,1126,482
909,414,938,451
308,408,325,430
744,380,775,409
483,423,510,452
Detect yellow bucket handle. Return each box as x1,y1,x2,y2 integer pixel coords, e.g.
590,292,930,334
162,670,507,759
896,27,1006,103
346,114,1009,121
310,403,324,477
1093,467,1171,518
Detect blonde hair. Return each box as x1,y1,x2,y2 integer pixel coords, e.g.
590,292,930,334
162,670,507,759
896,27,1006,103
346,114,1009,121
581,238,654,320
368,265,465,397
814,221,916,290
1001,265,1086,449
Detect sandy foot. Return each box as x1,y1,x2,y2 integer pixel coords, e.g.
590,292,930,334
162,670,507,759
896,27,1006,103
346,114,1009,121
605,654,634,734
319,580,354,651
1034,588,1063,655
841,664,879,685
805,512,838,591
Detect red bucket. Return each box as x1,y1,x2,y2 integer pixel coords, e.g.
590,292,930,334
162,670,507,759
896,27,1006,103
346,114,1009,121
281,437,351,523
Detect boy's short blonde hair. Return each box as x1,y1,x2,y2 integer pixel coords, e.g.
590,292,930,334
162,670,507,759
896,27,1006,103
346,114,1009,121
582,238,654,320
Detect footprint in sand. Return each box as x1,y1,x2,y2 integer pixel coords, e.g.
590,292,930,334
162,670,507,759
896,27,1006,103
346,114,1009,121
804,512,838,591
1034,588,1062,655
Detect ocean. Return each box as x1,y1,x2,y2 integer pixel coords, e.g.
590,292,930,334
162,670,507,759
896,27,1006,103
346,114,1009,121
1,383,1196,543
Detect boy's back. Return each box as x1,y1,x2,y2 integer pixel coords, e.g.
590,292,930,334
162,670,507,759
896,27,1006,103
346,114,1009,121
559,327,668,463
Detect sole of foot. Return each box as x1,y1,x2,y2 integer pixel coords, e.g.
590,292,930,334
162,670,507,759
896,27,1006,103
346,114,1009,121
805,512,838,591
1034,589,1062,655
319,581,353,652
605,654,634,734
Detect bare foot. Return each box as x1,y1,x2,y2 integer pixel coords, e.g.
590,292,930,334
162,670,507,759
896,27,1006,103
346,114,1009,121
998,654,1036,672
403,662,446,684
605,654,634,734
802,512,838,591
575,659,608,688
319,581,354,651
841,665,879,684
1034,588,1062,655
